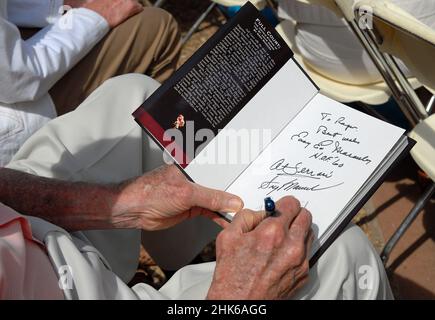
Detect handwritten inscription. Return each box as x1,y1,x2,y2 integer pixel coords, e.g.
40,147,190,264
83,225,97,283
335,116,358,131
316,125,342,138
291,131,311,148
290,112,371,167
223,94,404,240
257,111,371,196
332,141,371,164
270,158,334,180
259,175,344,196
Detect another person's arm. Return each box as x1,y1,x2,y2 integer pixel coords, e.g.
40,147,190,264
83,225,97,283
0,0,142,104
0,165,243,231
7,0,144,28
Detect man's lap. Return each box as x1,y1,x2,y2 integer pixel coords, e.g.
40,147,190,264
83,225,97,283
7,74,393,299
7,74,219,282
153,223,393,300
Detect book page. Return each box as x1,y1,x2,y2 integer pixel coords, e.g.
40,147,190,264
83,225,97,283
225,94,405,239
186,59,317,190
133,3,295,172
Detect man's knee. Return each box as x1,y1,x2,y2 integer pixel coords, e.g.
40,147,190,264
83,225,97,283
134,8,180,65
138,7,179,39
88,73,161,112
104,73,160,93
320,224,382,276
128,7,180,50
333,224,376,257
310,224,391,299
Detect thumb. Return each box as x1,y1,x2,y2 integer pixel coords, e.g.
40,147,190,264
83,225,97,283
190,182,243,213
231,209,267,233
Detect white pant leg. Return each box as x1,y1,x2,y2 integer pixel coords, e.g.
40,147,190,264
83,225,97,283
293,224,393,300
6,73,220,282
158,224,393,300
5,74,393,299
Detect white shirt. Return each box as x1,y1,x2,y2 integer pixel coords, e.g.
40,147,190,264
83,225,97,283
0,0,109,167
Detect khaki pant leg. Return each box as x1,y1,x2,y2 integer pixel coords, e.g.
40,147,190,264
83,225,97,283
49,7,181,115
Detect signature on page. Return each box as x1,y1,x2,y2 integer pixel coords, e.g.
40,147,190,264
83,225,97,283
257,111,372,196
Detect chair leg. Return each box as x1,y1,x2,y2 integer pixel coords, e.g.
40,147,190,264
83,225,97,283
381,182,435,265
181,2,217,46
347,19,421,126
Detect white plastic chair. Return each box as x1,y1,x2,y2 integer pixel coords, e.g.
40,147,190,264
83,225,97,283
335,0,431,126
352,0,435,264
276,0,421,118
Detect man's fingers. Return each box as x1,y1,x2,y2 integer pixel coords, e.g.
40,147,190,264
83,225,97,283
130,1,144,13
305,229,314,257
190,182,244,213
229,196,303,234
275,196,302,227
257,196,301,232
123,1,143,22
289,274,309,296
288,208,312,245
293,230,313,278
192,208,231,229
231,209,268,233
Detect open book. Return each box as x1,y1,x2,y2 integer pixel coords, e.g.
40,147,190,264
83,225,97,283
133,2,414,263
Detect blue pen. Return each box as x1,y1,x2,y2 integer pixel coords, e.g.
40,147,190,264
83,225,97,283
264,197,275,216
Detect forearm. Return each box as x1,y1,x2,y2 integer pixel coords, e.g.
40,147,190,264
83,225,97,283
0,168,129,231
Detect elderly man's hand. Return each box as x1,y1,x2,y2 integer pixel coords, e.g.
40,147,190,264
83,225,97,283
66,0,143,28
207,196,313,300
111,165,243,231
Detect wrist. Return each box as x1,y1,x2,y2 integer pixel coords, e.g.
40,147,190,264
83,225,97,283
110,177,151,230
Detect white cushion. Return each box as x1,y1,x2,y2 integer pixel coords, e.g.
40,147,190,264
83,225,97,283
409,114,435,181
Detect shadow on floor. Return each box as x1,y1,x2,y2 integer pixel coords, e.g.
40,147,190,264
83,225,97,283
358,155,433,227
390,273,435,300
386,200,435,272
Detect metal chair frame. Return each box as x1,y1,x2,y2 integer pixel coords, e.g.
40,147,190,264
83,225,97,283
347,15,429,127
350,6,434,265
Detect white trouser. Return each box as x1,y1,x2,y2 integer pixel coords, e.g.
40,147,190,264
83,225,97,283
7,74,393,299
